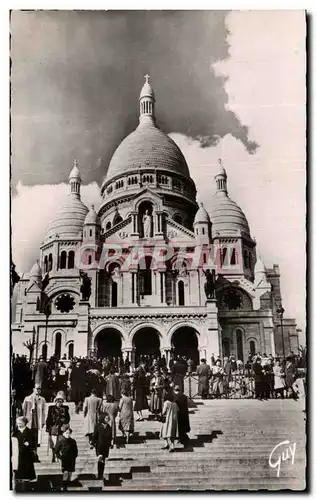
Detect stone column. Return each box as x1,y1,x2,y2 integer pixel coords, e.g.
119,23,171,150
131,349,136,371
131,212,139,237
154,211,164,237
164,348,171,367
76,301,90,357
205,299,220,361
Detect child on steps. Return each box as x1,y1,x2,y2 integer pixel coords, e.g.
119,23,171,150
55,424,78,491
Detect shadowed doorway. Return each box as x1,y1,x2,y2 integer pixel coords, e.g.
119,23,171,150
133,327,160,366
171,326,199,368
95,328,122,359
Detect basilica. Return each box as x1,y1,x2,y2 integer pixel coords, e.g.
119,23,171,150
12,76,299,367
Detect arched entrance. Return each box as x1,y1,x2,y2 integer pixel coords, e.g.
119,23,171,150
171,326,199,368
133,327,160,366
94,328,122,360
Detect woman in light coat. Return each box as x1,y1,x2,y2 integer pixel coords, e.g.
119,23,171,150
160,395,179,452
83,388,102,447
118,390,134,443
22,385,46,449
273,360,285,398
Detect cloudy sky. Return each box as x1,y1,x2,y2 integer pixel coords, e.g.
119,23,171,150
11,10,306,333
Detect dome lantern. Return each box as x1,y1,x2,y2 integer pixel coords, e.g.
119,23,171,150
69,159,82,200
139,74,156,127
214,159,228,193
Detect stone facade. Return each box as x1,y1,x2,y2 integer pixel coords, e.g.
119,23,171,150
11,77,299,365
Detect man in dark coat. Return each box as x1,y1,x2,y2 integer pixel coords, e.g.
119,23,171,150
11,389,23,433
253,357,264,399
196,359,211,399
133,366,149,420
12,416,37,491
285,356,298,399
45,391,70,462
92,413,112,479
171,357,186,393
70,361,86,413
173,386,190,447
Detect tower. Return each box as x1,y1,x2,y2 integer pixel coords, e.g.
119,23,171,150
194,202,211,245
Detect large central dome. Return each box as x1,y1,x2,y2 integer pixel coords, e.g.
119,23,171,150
102,76,191,186
105,123,190,181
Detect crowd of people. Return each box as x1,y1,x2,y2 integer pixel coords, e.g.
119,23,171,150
11,363,191,491
197,352,306,401
11,350,306,490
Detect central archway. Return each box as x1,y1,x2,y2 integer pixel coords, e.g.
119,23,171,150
171,326,199,368
94,328,122,360
133,327,160,366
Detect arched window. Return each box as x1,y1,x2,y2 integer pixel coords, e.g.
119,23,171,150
111,281,118,307
249,340,256,356
44,256,48,273
178,280,185,306
203,253,207,264
41,343,48,361
113,214,123,226
106,221,111,231
221,247,227,266
230,248,236,265
139,256,152,296
48,253,53,272
68,342,74,359
196,228,198,235
68,251,75,269
60,251,67,269
54,332,62,359
88,255,92,265
244,250,249,268
202,227,205,235
236,329,244,362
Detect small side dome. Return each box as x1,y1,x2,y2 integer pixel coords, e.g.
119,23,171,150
194,202,210,224
255,257,266,274
84,205,101,226
29,261,42,279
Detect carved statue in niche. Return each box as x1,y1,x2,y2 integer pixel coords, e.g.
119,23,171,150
111,265,121,279
142,210,152,238
203,269,216,299
80,271,92,301
179,263,188,277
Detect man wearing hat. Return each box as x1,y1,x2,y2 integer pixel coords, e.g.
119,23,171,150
46,391,70,462
173,385,190,447
22,385,46,459
196,359,211,399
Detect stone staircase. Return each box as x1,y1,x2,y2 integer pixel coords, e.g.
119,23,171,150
35,398,306,491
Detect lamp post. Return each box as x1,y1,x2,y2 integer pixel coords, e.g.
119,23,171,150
43,298,52,361
276,305,285,358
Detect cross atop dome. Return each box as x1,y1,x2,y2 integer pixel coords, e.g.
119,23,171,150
139,74,156,126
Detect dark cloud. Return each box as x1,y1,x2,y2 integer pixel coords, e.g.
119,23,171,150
10,10,258,187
